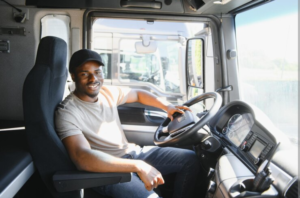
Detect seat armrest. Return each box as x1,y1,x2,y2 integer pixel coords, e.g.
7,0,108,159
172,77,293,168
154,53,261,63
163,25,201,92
53,171,131,192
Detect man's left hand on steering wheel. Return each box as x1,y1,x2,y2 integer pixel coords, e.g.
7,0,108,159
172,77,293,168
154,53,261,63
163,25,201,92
155,92,222,147
166,105,191,121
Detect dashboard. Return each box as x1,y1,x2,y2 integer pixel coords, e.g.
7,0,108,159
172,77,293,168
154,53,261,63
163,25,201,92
208,101,298,198
210,101,277,172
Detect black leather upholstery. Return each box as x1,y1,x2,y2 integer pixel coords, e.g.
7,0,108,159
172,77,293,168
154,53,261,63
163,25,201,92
23,36,81,198
0,130,32,194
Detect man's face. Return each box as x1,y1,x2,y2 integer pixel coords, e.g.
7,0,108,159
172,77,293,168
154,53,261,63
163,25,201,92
72,61,104,102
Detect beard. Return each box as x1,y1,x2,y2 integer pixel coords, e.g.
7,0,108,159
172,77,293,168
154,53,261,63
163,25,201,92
85,90,99,98
85,82,101,98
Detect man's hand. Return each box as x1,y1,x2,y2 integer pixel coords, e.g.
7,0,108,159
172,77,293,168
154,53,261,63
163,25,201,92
136,161,165,191
126,90,191,121
166,105,191,121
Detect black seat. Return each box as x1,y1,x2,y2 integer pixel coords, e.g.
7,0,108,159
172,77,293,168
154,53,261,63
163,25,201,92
23,36,130,198
0,130,33,198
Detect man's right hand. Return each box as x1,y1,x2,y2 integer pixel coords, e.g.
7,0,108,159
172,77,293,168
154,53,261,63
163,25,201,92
136,160,165,191
62,134,164,191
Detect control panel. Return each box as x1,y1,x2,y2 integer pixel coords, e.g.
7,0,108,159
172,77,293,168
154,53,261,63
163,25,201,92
240,132,274,166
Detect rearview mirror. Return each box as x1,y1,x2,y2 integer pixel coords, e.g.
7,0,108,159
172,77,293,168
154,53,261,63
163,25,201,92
135,41,157,54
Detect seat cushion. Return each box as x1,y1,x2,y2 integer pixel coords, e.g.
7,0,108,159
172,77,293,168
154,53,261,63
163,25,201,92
0,130,33,193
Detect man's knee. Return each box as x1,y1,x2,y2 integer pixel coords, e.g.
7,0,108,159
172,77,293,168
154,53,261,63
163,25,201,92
179,149,200,170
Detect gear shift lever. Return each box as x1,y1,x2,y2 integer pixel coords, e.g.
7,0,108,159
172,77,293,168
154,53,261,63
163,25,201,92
252,143,280,192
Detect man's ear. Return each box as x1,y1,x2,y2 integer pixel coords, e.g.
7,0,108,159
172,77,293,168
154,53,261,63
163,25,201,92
71,73,75,82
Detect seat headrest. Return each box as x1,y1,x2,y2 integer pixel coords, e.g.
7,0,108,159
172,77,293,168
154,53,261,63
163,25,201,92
35,36,67,78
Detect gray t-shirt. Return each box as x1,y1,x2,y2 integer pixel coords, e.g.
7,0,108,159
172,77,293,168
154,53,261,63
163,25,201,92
55,86,137,157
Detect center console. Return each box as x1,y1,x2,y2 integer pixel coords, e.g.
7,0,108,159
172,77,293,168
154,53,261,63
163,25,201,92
210,153,278,198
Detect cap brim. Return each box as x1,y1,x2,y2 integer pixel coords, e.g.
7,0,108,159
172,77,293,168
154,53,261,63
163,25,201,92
80,58,104,67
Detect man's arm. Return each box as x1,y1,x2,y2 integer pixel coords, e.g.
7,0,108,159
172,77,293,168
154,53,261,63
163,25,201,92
126,89,191,121
63,134,164,191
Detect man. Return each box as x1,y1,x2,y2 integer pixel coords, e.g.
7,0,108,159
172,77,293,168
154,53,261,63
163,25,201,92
55,49,200,198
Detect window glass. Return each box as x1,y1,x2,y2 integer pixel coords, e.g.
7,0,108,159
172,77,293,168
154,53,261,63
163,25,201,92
93,33,112,79
41,15,71,97
41,15,70,61
236,0,298,146
119,39,180,93
92,18,204,95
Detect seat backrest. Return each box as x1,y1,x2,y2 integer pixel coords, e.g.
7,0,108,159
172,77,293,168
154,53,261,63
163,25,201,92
23,36,81,198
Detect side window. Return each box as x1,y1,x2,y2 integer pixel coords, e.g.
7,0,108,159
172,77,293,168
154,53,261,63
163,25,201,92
92,33,112,79
41,15,71,97
235,0,298,145
41,15,70,62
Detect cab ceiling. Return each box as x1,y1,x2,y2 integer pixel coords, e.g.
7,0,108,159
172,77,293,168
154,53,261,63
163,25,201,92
7,0,262,15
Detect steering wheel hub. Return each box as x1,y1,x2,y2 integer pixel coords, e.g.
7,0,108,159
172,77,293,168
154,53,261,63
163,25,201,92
154,92,222,147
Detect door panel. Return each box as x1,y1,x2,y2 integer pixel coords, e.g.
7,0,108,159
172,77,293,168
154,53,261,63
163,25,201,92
118,104,167,146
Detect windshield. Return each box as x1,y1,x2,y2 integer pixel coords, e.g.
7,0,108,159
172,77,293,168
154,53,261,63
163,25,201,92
235,0,298,146
92,18,204,94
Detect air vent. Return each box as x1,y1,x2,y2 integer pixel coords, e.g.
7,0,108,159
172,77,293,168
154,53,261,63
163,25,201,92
285,179,298,198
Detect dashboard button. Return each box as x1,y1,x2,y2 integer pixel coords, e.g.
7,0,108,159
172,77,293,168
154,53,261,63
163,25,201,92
241,141,249,151
241,144,249,151
254,157,260,165
246,132,253,139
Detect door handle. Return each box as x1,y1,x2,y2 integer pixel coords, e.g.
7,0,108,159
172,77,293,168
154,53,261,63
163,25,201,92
144,110,167,119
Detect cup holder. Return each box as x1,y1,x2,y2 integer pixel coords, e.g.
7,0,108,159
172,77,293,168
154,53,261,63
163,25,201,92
229,179,260,197
228,178,279,198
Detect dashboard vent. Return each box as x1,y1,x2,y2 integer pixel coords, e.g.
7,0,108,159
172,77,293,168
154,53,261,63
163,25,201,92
285,179,298,198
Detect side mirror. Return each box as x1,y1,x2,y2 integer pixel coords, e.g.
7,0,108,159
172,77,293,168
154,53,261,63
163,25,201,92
186,38,203,88
135,41,157,54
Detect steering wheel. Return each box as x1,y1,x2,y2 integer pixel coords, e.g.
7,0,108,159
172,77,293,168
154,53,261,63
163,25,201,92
154,92,222,147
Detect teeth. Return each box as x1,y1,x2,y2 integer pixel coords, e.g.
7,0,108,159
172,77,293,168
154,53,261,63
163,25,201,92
88,84,99,88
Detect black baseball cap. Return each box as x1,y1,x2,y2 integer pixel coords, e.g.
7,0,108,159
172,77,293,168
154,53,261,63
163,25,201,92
69,49,104,73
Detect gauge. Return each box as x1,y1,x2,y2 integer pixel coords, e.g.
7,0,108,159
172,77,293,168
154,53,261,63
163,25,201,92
228,114,243,129
226,113,254,147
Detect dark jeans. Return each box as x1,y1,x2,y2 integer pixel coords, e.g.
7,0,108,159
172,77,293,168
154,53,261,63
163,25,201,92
94,146,200,198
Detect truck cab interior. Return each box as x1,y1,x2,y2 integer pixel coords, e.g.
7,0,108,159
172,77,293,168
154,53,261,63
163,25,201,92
0,0,298,198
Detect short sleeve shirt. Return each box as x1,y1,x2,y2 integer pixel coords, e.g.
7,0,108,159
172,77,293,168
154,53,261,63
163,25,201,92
55,86,135,157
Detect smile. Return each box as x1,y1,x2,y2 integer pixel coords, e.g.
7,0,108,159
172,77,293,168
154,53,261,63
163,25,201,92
87,83,100,90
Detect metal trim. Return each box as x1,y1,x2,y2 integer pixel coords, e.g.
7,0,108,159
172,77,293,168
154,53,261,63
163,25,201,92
122,125,157,133
0,162,35,198
0,127,25,131
144,110,167,119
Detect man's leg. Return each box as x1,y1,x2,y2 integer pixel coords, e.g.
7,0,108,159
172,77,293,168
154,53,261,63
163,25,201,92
131,146,200,198
93,173,160,198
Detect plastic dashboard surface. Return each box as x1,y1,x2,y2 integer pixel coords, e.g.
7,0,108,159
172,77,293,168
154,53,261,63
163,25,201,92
209,101,277,173
208,101,297,197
